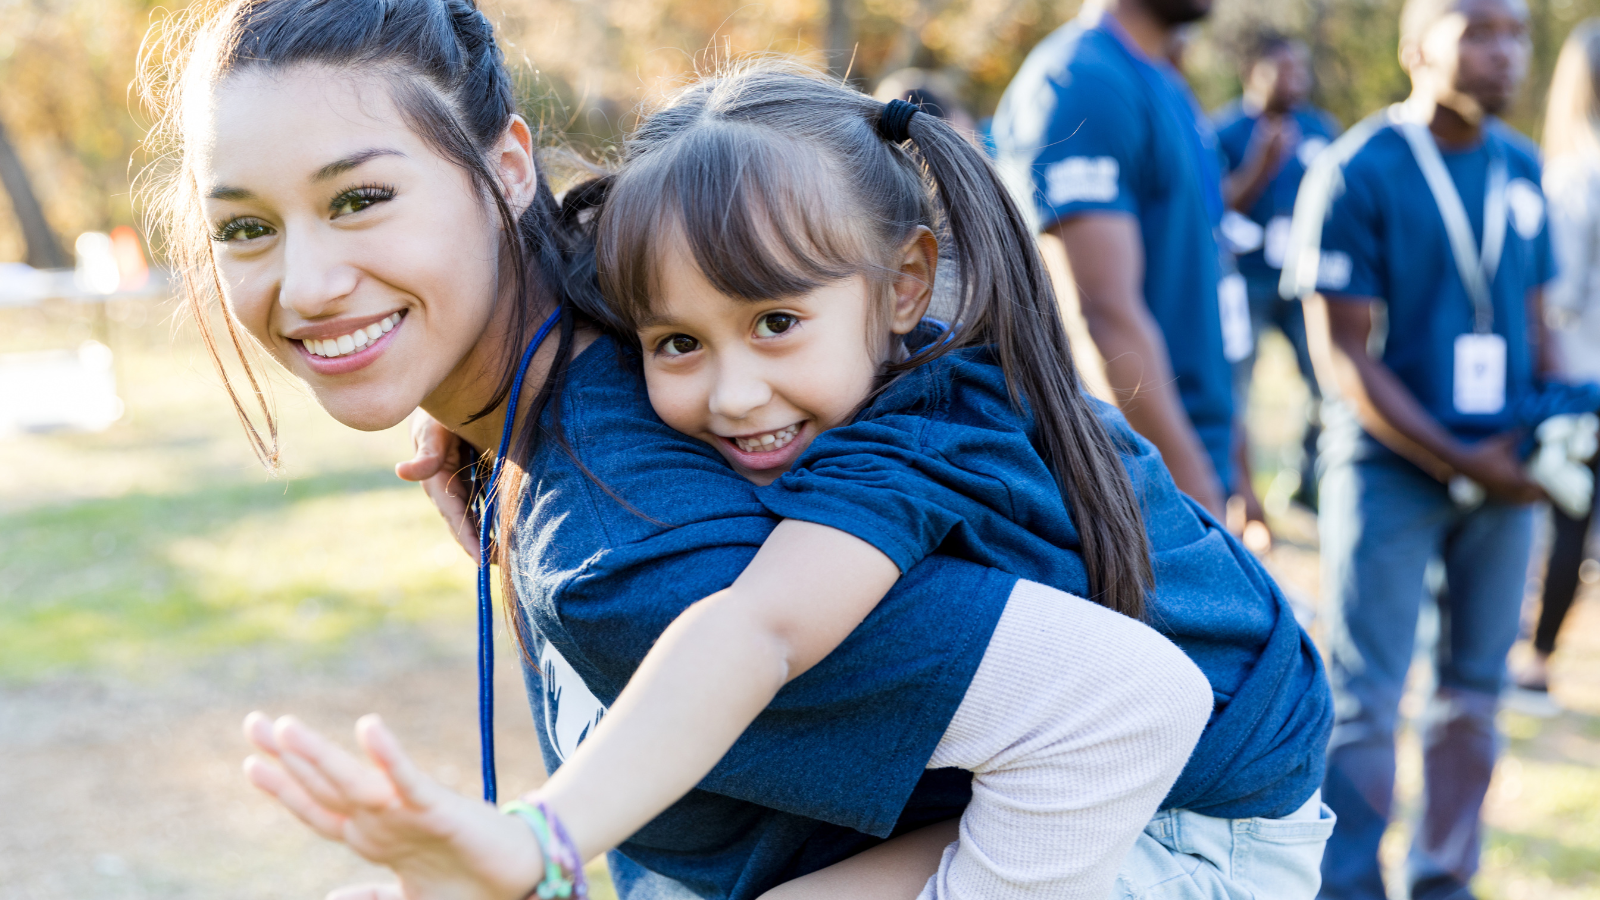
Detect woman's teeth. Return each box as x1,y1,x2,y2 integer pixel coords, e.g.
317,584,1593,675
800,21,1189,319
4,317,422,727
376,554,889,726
734,424,801,453
303,313,403,358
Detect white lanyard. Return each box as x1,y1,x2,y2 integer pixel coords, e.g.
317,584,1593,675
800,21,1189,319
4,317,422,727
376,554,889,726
1389,104,1507,334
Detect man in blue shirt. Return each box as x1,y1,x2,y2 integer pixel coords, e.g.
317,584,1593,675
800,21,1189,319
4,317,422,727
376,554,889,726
1215,33,1341,509
993,0,1234,517
1284,1,1552,897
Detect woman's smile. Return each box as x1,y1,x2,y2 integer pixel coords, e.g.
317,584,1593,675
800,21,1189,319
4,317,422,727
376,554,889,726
290,309,408,374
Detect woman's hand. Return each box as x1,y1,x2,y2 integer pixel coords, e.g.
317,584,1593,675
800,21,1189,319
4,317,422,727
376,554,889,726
242,712,542,900
395,412,481,562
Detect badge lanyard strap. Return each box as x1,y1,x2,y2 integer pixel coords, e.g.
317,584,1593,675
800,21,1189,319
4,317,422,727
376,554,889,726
1390,104,1507,335
475,307,563,803
1101,16,1225,227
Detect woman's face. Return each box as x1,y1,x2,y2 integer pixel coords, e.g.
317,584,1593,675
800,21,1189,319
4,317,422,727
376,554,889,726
192,65,524,432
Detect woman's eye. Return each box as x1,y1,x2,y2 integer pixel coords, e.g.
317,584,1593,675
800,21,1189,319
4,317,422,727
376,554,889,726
656,334,700,357
211,218,275,243
755,313,797,338
331,185,396,218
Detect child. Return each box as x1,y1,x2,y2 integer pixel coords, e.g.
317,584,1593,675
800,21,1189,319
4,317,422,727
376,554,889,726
247,64,1331,900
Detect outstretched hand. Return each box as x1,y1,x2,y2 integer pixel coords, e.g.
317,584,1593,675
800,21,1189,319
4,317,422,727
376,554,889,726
242,712,541,900
395,412,481,563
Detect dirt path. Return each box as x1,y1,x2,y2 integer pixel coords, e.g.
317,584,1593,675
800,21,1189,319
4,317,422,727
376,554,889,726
0,625,553,899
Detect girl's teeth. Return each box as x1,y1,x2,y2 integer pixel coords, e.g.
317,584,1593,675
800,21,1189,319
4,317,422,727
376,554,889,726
304,313,404,360
736,424,799,452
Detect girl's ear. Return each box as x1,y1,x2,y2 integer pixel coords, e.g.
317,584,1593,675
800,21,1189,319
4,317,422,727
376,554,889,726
494,115,539,218
889,226,939,335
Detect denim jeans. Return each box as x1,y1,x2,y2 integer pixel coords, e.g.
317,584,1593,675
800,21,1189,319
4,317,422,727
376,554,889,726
1111,791,1335,899
1317,453,1534,900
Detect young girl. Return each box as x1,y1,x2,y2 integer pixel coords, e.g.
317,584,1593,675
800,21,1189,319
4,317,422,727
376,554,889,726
241,63,1334,900
145,1,1222,897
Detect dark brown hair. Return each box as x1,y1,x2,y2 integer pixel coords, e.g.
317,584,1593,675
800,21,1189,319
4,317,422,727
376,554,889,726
596,62,1152,618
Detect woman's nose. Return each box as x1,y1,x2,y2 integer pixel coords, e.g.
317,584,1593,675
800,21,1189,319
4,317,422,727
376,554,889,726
277,227,359,318
708,358,773,421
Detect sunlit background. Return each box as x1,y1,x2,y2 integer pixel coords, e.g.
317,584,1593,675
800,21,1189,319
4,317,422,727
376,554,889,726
2,0,1600,897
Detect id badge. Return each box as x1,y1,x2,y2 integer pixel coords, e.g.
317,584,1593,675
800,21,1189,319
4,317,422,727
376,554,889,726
1453,333,1506,415
1219,273,1253,363
1264,216,1292,269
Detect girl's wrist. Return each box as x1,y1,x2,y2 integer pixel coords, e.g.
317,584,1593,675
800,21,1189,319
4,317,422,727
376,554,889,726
501,797,589,898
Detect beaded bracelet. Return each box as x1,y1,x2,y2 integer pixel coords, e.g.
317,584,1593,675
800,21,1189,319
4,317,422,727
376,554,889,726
501,798,589,899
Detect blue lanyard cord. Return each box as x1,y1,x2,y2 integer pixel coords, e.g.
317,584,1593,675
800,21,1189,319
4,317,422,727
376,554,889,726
475,308,564,803
1100,17,1225,227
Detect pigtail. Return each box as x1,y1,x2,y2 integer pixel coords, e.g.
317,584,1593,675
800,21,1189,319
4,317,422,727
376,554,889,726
897,109,1152,620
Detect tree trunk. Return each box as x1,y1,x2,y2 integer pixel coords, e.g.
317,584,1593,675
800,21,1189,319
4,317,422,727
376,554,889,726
827,0,854,80
0,115,68,269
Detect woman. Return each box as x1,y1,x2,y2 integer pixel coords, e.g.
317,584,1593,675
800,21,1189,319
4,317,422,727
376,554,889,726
141,1,1326,897
1519,19,1600,694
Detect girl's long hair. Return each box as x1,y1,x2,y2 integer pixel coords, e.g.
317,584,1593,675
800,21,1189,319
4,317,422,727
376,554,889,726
137,0,620,631
1545,19,1600,161
597,62,1151,618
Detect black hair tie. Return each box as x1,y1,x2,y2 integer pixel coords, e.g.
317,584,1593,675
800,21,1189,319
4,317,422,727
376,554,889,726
877,98,919,143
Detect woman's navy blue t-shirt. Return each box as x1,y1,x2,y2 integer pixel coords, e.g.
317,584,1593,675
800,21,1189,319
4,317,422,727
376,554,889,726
511,336,1014,899
761,346,1333,820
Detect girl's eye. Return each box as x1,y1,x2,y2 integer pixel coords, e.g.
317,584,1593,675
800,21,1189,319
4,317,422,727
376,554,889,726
754,313,798,338
211,218,275,243
330,185,396,218
656,334,700,357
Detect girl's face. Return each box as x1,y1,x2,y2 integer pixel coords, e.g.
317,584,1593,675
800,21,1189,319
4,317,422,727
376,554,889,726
192,65,532,433
638,233,934,485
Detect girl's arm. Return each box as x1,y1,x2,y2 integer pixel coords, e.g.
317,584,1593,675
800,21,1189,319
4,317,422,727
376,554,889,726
245,519,900,898
541,518,900,858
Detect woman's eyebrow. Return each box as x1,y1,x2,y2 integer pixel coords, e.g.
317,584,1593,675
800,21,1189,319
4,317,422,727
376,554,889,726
313,147,405,182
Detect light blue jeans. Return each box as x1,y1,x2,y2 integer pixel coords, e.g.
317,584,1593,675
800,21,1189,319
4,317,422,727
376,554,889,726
1111,791,1336,899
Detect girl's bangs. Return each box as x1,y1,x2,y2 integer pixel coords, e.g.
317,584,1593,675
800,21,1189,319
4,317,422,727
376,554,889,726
600,124,871,325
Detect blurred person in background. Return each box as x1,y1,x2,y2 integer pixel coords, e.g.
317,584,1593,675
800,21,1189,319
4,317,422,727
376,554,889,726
1215,33,1341,513
873,68,980,141
1516,19,1600,695
1285,0,1551,897
992,0,1236,519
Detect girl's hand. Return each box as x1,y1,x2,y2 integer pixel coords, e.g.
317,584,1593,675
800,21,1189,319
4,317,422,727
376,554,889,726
395,411,481,562
242,712,542,900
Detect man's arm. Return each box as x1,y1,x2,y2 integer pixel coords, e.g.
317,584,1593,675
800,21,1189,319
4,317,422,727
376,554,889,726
1222,116,1296,213
1049,213,1226,515
1303,292,1542,501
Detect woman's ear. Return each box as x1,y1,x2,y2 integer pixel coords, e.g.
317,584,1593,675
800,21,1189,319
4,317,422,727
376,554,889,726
494,115,538,218
888,226,939,335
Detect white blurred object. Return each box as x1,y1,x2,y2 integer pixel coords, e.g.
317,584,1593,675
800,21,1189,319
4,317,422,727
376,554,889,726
74,232,121,295
1528,413,1599,518
1449,474,1486,509
0,341,124,436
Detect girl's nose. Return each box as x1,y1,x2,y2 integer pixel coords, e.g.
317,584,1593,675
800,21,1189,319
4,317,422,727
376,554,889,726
276,227,359,318
708,358,774,421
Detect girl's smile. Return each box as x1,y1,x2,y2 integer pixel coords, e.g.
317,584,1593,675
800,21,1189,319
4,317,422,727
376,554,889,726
289,309,407,373
717,421,812,478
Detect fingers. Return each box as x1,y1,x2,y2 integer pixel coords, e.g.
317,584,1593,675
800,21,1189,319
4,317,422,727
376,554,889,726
243,754,350,840
420,470,482,563
274,716,398,813
326,884,404,900
355,714,440,810
244,710,281,756
396,413,460,482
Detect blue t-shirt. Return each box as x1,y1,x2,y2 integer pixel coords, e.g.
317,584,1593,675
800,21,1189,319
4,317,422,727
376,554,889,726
1213,102,1341,285
1288,115,1557,458
992,12,1235,487
511,337,1014,900
761,346,1332,820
